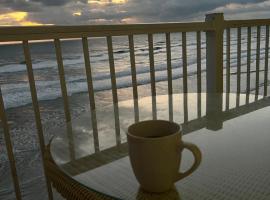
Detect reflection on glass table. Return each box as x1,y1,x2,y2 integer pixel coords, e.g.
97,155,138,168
49,93,270,200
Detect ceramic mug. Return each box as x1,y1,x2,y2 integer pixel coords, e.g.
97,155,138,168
127,120,201,193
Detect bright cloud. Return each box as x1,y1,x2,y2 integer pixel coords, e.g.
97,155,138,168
73,11,82,16
0,11,51,26
0,12,27,22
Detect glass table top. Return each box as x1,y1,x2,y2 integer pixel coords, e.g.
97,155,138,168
50,93,270,200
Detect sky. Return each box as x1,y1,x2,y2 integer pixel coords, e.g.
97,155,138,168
0,0,270,26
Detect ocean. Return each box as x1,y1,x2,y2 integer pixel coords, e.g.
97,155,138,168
0,28,267,109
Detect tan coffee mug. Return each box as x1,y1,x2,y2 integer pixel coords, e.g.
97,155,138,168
127,120,201,193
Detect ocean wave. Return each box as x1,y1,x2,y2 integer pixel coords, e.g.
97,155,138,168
114,49,129,54
0,37,265,74
1,58,206,109
1,52,266,109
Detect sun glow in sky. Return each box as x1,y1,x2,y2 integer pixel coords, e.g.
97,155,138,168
0,12,27,21
0,11,49,26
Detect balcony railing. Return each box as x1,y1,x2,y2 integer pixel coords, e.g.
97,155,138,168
0,13,270,200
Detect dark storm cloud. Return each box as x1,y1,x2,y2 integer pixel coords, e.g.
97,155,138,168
120,0,267,22
0,0,87,12
30,0,87,6
30,0,71,6
0,0,41,12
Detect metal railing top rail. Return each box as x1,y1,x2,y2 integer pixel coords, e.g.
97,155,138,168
0,22,212,42
1,17,270,42
224,19,270,28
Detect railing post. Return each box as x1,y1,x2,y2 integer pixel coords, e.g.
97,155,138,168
206,93,223,130
205,13,224,93
205,13,224,131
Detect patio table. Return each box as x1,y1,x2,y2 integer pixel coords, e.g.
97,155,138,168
46,93,270,200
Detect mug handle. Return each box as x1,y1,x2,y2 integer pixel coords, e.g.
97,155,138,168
175,141,202,181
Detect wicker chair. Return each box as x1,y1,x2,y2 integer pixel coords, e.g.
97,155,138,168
45,144,113,200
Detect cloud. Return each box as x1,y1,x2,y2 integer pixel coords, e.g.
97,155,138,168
0,11,51,26
30,0,87,6
0,0,41,12
210,0,270,19
0,0,269,25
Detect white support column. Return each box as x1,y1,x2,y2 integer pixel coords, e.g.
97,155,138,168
205,13,224,93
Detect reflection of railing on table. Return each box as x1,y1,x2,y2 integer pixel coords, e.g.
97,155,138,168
60,93,270,178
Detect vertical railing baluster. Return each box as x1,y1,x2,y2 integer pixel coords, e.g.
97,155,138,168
237,27,241,94
246,27,251,103
107,36,121,146
54,39,75,160
168,94,173,122
128,35,139,122
148,34,157,120
54,39,71,122
182,32,188,94
226,28,230,110
0,88,22,200
66,122,75,161
196,31,202,94
183,93,188,123
226,28,231,94
22,41,53,200
166,33,173,95
166,33,173,121
264,25,269,97
196,31,202,118
133,99,139,123
182,32,188,122
236,92,240,107
255,26,261,100
236,27,241,107
82,37,99,152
